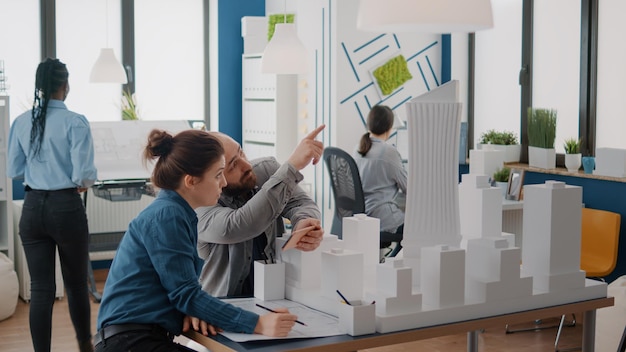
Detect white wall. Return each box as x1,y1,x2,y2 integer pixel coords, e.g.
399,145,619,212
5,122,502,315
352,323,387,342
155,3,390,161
292,0,443,230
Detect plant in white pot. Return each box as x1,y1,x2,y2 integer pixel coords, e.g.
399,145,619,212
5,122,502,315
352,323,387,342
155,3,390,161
527,107,557,169
492,166,510,198
478,130,521,163
563,137,582,172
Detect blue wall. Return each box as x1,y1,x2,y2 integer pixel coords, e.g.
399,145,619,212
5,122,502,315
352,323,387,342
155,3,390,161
217,0,265,142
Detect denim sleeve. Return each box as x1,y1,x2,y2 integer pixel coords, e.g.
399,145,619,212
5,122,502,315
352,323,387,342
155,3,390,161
146,207,259,333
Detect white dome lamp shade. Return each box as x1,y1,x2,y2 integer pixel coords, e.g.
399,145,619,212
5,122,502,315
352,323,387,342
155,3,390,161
261,23,308,75
357,0,494,33
90,48,128,84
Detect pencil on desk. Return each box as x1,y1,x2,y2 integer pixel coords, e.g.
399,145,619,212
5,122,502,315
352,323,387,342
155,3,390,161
255,303,307,326
336,290,352,306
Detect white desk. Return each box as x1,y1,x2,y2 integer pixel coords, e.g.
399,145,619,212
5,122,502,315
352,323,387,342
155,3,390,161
185,297,613,352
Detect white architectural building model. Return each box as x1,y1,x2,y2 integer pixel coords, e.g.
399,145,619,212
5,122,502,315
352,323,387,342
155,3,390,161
268,82,606,335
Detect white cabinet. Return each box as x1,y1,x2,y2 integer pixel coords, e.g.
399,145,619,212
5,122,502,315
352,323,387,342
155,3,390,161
242,54,298,163
0,96,13,262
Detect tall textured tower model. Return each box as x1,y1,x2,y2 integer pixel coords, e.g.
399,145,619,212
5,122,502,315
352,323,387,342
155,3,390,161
403,80,463,287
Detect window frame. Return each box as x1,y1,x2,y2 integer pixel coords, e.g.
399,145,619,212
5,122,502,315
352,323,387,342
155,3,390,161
39,0,211,128
470,0,598,164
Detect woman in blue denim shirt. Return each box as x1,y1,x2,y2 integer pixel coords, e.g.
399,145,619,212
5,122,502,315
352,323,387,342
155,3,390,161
95,129,297,351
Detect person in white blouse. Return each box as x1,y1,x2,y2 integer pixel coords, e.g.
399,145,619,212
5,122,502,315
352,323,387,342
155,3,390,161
353,105,407,235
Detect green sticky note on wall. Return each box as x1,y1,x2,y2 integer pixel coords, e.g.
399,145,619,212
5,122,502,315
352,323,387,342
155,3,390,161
373,55,413,96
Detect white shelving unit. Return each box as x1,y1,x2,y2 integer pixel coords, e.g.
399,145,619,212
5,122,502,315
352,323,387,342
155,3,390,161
241,54,297,164
0,95,13,262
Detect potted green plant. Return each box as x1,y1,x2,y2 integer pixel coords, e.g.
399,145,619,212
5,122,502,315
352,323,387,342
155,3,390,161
478,129,521,163
527,107,557,169
563,137,581,172
121,88,139,120
492,166,510,198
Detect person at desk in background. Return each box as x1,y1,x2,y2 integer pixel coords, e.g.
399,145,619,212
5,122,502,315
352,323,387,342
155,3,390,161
196,125,326,298
354,105,407,236
95,129,297,352
6,58,97,352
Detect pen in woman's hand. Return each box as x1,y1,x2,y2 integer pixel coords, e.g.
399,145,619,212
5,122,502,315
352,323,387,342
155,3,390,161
255,303,307,326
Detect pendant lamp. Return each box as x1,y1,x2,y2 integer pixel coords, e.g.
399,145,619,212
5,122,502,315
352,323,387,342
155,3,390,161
357,0,494,33
90,48,128,84
261,22,308,75
90,0,127,83
261,0,308,75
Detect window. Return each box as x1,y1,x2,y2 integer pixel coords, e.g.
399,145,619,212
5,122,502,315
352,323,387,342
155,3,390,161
532,0,581,154
473,0,524,145
470,0,600,162
57,0,124,122
134,0,205,121
596,0,626,149
2,0,207,124
0,0,41,120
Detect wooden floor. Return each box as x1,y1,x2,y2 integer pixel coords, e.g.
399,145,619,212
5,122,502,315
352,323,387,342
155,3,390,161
0,269,585,352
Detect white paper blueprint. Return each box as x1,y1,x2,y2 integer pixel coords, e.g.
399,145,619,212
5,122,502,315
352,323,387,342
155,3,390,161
219,298,343,342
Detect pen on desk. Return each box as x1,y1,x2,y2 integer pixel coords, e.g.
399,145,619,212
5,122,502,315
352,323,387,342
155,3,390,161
336,290,352,306
255,303,307,326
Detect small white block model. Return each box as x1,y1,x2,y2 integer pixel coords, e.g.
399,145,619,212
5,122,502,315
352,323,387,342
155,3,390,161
465,238,532,304
469,149,505,178
336,300,376,336
321,248,364,303
253,261,285,301
342,214,380,291
458,173,503,249
421,245,466,309
521,181,585,292
278,234,341,289
376,258,422,316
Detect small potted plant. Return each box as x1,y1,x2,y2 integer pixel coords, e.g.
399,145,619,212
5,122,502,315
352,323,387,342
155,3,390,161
478,129,521,163
492,166,510,198
527,107,557,169
563,137,581,172
121,88,140,120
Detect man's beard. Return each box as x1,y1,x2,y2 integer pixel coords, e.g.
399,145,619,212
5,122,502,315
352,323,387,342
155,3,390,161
223,170,257,197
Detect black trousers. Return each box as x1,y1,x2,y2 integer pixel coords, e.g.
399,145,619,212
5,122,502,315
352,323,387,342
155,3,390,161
94,329,196,352
20,188,92,352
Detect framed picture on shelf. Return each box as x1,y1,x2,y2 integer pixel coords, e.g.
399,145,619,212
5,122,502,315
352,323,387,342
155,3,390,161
506,168,525,201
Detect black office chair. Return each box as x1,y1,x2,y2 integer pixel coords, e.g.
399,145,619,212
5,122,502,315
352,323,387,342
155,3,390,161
323,146,402,258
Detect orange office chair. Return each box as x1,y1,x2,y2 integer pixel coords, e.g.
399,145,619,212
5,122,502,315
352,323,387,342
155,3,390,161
554,207,621,351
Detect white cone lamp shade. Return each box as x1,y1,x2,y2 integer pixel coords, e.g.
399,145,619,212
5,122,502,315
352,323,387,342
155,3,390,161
357,0,493,33
261,23,308,75
90,48,128,83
